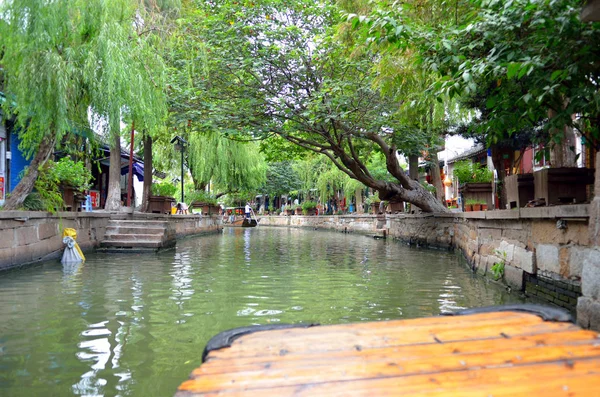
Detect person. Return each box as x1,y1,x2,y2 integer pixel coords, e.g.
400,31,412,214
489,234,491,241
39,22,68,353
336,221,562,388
176,202,189,215
245,202,251,219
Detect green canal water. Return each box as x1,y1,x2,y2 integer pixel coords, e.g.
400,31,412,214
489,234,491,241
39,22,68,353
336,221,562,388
0,227,529,396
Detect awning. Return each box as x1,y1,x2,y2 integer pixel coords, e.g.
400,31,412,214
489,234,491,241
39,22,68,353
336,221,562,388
120,162,145,182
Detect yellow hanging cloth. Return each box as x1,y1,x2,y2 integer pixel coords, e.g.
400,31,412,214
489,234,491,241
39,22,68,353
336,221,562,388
62,228,86,262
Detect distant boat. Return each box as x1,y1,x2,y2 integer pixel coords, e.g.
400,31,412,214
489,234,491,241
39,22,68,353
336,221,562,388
229,218,258,228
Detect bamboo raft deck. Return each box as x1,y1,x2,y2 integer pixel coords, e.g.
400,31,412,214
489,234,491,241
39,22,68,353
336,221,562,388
176,306,600,396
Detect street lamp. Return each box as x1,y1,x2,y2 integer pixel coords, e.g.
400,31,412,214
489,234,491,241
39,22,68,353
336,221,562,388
170,135,187,203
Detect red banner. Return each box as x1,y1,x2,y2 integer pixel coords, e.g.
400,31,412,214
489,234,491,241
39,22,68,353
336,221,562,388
89,190,100,208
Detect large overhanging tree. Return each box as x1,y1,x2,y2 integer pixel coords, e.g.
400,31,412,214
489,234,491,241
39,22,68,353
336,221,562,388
187,0,447,212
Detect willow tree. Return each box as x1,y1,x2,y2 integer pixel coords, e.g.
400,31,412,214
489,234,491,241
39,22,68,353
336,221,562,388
186,131,266,196
0,0,167,210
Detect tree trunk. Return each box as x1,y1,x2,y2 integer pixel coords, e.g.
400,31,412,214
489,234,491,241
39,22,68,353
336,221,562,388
355,188,363,213
429,151,445,204
377,179,447,213
490,145,506,210
409,154,419,181
141,133,153,212
104,131,123,211
549,109,578,167
3,133,58,210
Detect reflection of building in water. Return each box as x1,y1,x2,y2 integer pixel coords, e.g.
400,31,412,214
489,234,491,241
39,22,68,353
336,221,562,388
73,268,148,395
171,249,194,311
244,229,251,262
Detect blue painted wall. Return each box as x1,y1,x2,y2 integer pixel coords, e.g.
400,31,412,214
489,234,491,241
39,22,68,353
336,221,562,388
9,131,30,192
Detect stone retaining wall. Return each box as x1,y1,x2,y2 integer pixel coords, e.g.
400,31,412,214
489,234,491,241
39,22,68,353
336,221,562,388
0,211,221,271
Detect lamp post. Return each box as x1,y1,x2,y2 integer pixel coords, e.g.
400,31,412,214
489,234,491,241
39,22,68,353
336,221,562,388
170,135,187,203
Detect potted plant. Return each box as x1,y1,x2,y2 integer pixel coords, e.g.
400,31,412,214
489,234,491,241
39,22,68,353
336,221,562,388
454,160,493,210
301,200,318,215
34,157,93,212
365,192,381,214
149,182,177,214
465,198,478,212
186,190,219,214
53,157,93,211
283,204,294,216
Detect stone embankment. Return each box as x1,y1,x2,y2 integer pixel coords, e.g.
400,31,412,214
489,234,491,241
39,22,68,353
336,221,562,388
0,211,221,271
261,204,597,328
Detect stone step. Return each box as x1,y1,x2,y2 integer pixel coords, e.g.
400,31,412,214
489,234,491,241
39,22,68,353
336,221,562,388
101,240,164,249
105,226,165,236
103,233,163,242
96,246,161,254
108,220,168,228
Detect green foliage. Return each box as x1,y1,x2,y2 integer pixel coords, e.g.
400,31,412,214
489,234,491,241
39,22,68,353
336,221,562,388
27,158,92,212
262,162,303,198
21,193,48,212
421,181,436,194
473,167,493,183
491,250,507,281
301,201,317,211
453,160,492,184
185,190,217,206
152,182,178,198
186,131,267,195
52,158,93,191
465,198,478,206
0,0,169,207
160,0,450,213
33,163,63,212
364,192,381,205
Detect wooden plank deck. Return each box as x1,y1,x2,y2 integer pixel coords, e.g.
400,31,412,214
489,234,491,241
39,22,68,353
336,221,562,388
176,309,600,396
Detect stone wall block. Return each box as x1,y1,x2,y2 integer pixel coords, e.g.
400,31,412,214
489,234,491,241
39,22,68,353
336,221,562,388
589,198,600,246
498,240,515,262
513,246,535,274
29,238,63,262
577,296,600,331
467,240,478,256
0,248,15,270
0,229,15,249
570,247,591,279
536,244,560,274
559,246,570,279
531,221,589,246
501,229,529,245
478,242,499,257
38,222,58,241
504,265,524,291
478,228,502,242
15,226,39,246
476,256,489,276
581,249,600,300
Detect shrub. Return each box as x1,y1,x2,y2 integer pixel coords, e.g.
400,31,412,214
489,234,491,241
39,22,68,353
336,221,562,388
453,160,493,184
364,191,380,205
301,200,317,211
152,182,178,198
32,157,92,212
185,190,217,205
52,157,93,191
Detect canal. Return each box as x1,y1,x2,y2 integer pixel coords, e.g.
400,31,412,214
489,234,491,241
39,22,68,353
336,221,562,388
0,227,529,396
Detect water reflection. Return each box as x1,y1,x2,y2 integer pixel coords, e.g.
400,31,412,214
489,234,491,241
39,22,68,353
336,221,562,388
0,228,531,397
